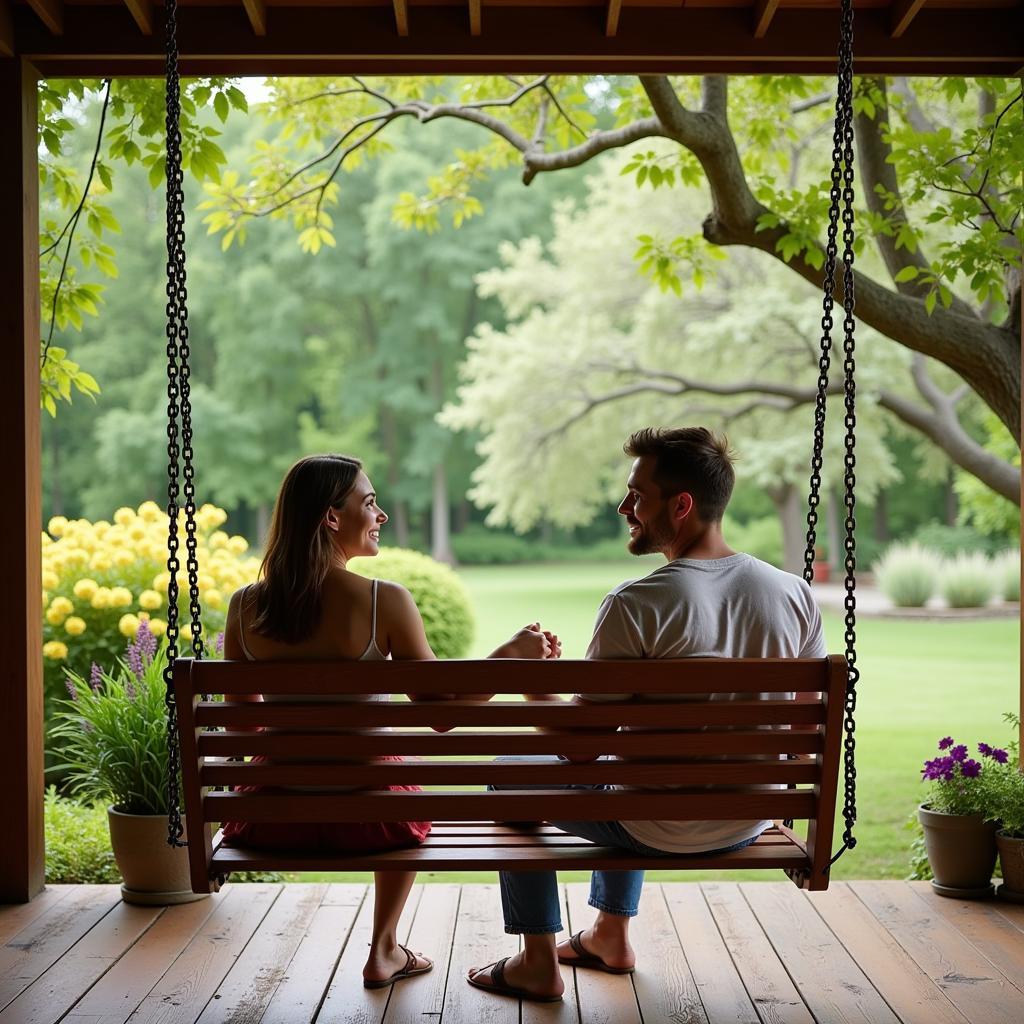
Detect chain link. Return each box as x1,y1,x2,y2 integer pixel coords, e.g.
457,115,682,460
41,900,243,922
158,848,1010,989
164,0,203,849
793,0,859,867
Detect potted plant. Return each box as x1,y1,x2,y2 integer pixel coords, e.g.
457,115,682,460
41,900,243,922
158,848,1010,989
918,735,1004,898
50,621,207,905
981,714,1024,903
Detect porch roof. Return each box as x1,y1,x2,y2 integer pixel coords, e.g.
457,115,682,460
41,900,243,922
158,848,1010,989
3,1,1023,77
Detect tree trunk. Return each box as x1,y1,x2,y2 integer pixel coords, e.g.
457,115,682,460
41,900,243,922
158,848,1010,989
455,499,471,533
873,490,890,544
767,483,806,576
945,472,959,527
256,503,271,546
825,488,840,570
379,404,410,547
431,462,454,564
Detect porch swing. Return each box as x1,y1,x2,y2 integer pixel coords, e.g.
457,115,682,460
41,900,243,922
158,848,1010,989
162,0,861,894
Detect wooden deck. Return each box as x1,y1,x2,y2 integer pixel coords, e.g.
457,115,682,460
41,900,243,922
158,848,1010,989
2,881,1023,1024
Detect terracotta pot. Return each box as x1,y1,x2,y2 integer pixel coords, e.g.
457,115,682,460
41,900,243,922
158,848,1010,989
918,804,997,898
107,807,208,906
996,831,1024,903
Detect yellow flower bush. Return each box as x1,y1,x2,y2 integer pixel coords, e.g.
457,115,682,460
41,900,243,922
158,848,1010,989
41,501,259,726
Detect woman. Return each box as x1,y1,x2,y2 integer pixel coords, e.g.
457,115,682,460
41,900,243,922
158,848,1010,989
221,454,559,989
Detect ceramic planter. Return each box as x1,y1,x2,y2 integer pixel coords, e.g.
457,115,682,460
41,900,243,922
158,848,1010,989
918,804,997,898
995,831,1024,903
108,807,208,905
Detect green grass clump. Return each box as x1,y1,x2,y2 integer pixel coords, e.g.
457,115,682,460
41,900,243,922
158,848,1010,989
940,553,995,608
994,549,1020,602
874,542,941,607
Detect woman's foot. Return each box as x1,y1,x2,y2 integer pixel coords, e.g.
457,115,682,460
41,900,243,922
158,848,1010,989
467,950,564,1001
556,926,635,972
363,944,433,986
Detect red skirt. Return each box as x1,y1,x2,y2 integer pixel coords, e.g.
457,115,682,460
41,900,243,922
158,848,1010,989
221,755,431,853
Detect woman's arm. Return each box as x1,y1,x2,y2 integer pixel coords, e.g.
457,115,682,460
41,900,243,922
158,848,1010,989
223,589,263,731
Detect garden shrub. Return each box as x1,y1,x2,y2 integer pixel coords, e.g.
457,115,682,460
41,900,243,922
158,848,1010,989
44,787,120,884
453,525,547,565
995,549,1021,602
874,542,940,607
351,547,475,657
911,522,1003,557
42,502,259,728
939,553,995,609
722,515,783,568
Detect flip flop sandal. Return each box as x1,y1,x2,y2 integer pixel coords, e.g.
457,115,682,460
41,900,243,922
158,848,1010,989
467,956,563,1003
557,931,635,975
363,944,434,989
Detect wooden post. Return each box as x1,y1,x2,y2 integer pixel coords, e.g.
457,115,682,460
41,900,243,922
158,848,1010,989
0,56,44,902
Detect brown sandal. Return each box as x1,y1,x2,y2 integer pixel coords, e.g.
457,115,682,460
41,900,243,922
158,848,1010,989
467,957,563,1003
557,931,635,975
363,944,433,989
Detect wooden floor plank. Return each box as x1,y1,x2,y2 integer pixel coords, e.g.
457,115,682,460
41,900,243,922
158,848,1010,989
852,881,1024,1024
566,883,640,1024
383,883,460,1023
260,886,366,1024
64,894,223,1024
741,882,900,1024
318,883,422,1024
522,884,580,1024
0,888,73,946
0,885,122,1012
908,883,1024,995
0,901,163,1024
196,884,328,1024
662,884,759,1024
441,885,518,1024
700,883,814,1024
630,883,708,1024
809,884,969,1024
125,883,282,1024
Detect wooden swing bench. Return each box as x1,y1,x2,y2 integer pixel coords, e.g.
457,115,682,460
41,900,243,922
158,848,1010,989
174,655,848,895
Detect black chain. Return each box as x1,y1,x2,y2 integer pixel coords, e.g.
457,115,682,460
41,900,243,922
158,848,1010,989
793,0,859,869
164,0,203,848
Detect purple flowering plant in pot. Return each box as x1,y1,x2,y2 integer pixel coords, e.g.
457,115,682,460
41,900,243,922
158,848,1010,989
50,621,223,905
980,713,1024,903
918,735,1006,898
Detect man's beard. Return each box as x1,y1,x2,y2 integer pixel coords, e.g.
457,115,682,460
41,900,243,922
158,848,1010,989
626,513,674,556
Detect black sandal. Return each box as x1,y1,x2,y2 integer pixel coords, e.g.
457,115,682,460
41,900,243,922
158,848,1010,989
467,956,563,1002
363,944,433,989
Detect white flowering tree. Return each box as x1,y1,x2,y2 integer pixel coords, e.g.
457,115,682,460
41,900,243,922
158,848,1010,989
440,155,925,572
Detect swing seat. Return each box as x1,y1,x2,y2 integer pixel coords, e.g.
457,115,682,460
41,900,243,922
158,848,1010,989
173,655,848,893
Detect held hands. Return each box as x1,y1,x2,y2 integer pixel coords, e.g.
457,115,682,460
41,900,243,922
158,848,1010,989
504,622,562,660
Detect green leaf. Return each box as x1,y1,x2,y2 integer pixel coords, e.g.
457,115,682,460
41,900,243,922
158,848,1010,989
214,92,229,124
894,266,920,283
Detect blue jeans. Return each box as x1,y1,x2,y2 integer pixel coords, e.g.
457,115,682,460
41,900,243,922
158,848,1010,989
493,756,758,935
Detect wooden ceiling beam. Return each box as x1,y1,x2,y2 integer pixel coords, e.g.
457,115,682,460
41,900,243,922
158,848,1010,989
605,0,621,39
891,1,928,39
753,0,780,40
122,0,153,36
25,0,62,35
0,0,14,56
393,0,408,37
469,0,481,38
242,0,267,37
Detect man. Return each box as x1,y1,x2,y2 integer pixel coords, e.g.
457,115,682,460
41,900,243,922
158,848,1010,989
467,426,826,1003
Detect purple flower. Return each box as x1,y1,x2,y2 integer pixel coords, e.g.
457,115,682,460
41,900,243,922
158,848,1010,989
991,748,1009,764
978,742,992,756
922,756,955,781
81,721,94,733
126,642,144,681
65,678,78,701
135,618,157,661
961,759,982,778
950,744,968,763
215,631,225,655
89,662,104,691
124,679,136,701
938,736,954,750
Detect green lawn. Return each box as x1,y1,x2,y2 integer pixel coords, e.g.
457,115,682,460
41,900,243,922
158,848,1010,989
286,559,1019,885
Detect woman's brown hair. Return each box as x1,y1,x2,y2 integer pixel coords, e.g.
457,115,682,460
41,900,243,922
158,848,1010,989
250,454,363,644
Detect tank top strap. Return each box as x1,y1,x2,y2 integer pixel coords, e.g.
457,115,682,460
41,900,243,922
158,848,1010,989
369,578,379,648
237,584,256,661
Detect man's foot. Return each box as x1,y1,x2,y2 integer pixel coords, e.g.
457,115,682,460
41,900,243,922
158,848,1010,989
467,951,564,1002
363,944,433,987
556,928,635,973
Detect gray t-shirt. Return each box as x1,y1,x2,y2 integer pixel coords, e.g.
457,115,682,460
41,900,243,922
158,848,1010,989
579,553,826,853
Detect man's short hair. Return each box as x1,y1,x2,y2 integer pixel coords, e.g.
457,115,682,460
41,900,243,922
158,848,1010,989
624,427,736,522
